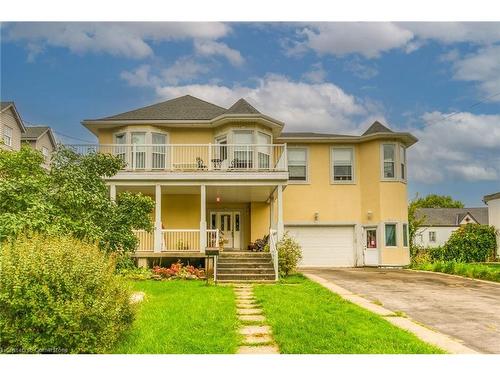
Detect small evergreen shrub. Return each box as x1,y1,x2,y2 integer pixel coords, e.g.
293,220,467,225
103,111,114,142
0,234,134,353
276,233,302,277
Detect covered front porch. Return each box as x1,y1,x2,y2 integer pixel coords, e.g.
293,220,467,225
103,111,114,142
110,183,285,259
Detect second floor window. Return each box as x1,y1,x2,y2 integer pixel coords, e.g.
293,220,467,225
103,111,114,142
42,146,49,161
288,148,307,181
400,145,406,180
332,147,354,182
382,144,395,179
3,126,12,146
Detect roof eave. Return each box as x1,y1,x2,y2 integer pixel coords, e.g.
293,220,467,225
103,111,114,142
276,132,418,145
1,103,27,133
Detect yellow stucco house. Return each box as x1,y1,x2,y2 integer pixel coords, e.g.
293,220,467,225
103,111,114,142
78,95,417,279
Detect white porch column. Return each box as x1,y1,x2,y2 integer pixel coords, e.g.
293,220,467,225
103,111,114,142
154,184,162,252
200,185,207,252
277,185,284,240
269,194,275,231
109,184,116,202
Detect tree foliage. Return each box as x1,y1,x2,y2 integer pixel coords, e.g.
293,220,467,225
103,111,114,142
0,146,154,252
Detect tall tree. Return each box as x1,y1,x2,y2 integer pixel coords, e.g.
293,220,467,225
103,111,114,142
0,146,154,252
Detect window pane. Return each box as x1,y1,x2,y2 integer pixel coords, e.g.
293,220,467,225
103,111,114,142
334,165,352,181
385,224,396,246
384,162,395,178
403,224,408,247
257,132,271,145
152,133,166,144
383,145,395,161
334,149,352,163
400,146,406,180
333,148,353,181
115,133,126,144
288,149,306,163
233,131,253,144
289,166,306,180
131,133,146,144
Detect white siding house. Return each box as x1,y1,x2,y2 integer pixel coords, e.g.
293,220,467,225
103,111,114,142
484,192,500,256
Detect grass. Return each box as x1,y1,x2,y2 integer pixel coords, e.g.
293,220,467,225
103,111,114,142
412,261,500,282
254,274,444,354
113,280,239,354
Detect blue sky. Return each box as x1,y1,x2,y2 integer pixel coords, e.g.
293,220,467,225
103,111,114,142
1,22,499,205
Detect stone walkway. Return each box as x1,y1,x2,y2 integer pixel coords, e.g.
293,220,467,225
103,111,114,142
234,284,279,354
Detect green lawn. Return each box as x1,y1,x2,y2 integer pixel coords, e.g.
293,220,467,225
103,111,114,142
412,261,500,282
254,274,444,354
113,280,239,354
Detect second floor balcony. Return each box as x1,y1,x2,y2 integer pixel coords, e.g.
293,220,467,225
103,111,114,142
68,143,288,173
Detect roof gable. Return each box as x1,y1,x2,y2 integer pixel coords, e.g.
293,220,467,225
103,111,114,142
95,95,227,121
416,207,489,226
362,121,394,136
225,99,260,115
21,126,57,148
1,101,27,133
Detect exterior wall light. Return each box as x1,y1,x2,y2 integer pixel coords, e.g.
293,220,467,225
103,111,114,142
367,210,373,220
314,212,319,222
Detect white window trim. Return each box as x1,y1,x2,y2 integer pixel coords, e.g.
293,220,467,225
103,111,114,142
384,222,398,248
330,146,356,184
399,144,407,183
429,231,437,243
287,146,309,184
3,125,13,147
402,223,409,248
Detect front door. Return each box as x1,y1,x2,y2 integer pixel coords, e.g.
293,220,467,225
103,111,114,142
210,211,241,250
364,227,379,266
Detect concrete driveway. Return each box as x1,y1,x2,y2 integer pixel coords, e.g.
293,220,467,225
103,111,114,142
302,267,500,354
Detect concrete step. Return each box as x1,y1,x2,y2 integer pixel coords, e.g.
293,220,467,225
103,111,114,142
219,280,276,284
217,263,274,269
218,258,272,264
218,268,274,275
220,251,270,256
217,273,276,281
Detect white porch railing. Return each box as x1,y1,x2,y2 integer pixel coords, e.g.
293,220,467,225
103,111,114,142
133,229,220,252
67,144,288,172
133,230,154,252
269,229,279,281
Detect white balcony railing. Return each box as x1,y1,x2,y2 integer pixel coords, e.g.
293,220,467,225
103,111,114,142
133,229,220,252
67,144,288,172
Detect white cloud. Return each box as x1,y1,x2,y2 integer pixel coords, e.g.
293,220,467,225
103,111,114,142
4,22,231,59
408,111,500,183
403,22,500,45
451,45,500,100
194,40,244,66
162,58,209,84
120,65,157,87
344,58,378,79
302,62,327,83
293,23,414,58
153,74,374,133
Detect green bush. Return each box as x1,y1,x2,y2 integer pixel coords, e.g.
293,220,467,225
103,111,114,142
276,233,302,277
0,234,134,353
437,224,497,263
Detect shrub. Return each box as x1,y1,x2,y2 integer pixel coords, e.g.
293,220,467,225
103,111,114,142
152,261,205,280
0,233,134,353
275,233,302,277
413,261,500,282
437,224,497,263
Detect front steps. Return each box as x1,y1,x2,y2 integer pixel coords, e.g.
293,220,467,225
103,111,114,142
217,252,276,283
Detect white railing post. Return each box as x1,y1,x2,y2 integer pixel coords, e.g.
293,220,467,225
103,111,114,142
208,144,212,171
109,184,116,202
154,184,162,252
200,185,207,252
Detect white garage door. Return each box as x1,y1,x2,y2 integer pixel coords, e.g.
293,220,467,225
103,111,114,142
285,226,355,267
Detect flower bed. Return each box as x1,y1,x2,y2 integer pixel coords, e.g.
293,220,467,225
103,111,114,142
152,262,205,280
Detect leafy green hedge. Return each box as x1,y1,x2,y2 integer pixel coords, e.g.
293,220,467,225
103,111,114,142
437,224,497,262
0,234,134,353
413,261,500,282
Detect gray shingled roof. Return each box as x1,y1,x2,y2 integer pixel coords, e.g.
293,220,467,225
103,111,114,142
1,101,14,111
225,98,260,114
95,95,228,121
21,126,50,140
415,207,489,226
362,121,394,136
279,132,356,138
484,192,500,203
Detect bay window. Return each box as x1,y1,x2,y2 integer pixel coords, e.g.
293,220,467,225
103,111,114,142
382,144,395,179
400,145,406,180
385,223,397,247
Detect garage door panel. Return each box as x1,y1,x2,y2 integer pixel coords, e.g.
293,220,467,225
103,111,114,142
285,226,355,267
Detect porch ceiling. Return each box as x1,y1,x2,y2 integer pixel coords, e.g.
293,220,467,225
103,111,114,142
207,185,274,203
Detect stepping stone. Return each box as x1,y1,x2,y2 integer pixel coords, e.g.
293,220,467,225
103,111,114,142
236,297,255,303
130,292,145,304
237,345,279,354
237,308,263,315
239,325,271,336
239,314,265,322
242,334,274,345
235,291,254,297
237,303,260,309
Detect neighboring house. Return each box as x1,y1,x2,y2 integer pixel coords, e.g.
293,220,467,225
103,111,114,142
414,207,489,248
484,192,500,256
21,126,57,167
0,101,27,151
77,94,417,270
